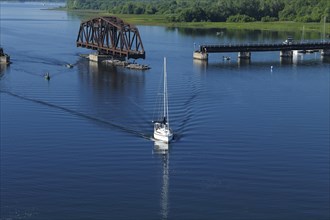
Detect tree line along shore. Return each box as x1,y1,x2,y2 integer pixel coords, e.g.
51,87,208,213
3,0,329,34
66,0,329,23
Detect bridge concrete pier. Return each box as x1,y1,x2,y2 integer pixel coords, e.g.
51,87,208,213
280,50,293,57
193,51,208,60
321,49,330,56
88,53,113,62
238,52,251,59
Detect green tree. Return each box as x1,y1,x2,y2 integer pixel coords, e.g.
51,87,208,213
66,0,330,23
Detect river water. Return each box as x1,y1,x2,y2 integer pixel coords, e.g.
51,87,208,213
1,2,329,220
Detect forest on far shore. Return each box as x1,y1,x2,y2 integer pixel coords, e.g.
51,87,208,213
66,0,330,23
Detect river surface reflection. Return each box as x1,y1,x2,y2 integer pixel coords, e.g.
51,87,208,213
1,2,329,220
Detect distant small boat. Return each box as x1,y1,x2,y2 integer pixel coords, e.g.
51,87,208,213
153,57,173,144
223,56,231,61
126,63,150,70
66,63,74,68
44,72,50,80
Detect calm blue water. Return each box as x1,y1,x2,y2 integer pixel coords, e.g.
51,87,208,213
1,2,329,220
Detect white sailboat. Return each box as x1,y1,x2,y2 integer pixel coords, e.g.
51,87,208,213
153,57,173,143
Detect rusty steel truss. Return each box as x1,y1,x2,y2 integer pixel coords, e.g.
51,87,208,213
76,16,145,59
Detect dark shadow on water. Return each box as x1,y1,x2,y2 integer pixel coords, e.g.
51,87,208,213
166,27,323,42
75,58,151,132
321,56,330,63
280,57,293,65
76,58,146,94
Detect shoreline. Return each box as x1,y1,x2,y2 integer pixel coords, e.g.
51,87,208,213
60,8,330,34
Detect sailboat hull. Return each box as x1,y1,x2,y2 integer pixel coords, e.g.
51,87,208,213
154,123,173,143
154,131,173,143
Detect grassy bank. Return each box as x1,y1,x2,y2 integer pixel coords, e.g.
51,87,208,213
67,9,330,34
66,9,167,25
170,21,329,34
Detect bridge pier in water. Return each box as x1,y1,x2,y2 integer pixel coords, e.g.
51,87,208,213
193,51,208,60
280,50,293,58
88,53,117,62
195,41,330,61
321,49,330,56
238,52,251,59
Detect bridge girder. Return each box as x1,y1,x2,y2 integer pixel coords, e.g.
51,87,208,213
76,16,145,59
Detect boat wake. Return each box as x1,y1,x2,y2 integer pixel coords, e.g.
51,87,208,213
0,90,152,141
11,55,74,67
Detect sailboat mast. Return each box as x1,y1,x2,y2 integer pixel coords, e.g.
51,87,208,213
166,59,169,126
163,57,169,126
324,16,327,42
163,57,166,119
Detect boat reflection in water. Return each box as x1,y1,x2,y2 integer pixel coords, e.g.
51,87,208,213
153,141,170,220
154,139,170,153
0,63,8,75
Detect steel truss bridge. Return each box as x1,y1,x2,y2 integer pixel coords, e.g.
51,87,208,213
76,16,145,59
